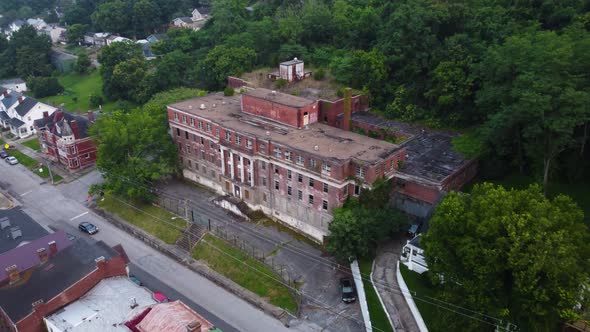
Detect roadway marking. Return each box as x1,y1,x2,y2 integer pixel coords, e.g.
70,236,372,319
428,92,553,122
70,211,88,221
20,190,32,197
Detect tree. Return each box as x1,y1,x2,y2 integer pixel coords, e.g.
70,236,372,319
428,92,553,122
111,58,148,102
326,179,407,261
199,45,256,89
133,0,161,36
422,183,590,331
2,25,53,79
67,24,88,45
98,41,143,100
90,88,206,202
75,52,91,74
476,29,590,192
29,76,64,98
91,0,131,34
154,50,193,90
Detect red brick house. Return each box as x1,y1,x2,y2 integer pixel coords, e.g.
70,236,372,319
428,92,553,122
0,233,129,332
34,110,97,171
168,88,406,242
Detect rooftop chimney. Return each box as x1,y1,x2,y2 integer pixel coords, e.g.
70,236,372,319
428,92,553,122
18,96,23,104
5,265,20,284
48,240,57,256
70,120,80,139
37,248,48,264
2,90,7,97
43,111,49,121
342,88,352,131
87,110,94,122
186,320,201,332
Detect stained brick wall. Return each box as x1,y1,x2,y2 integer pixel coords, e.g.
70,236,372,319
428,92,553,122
320,95,368,128
241,94,319,128
36,131,97,171
15,256,127,332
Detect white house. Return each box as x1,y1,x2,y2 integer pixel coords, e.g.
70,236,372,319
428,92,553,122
0,91,57,138
401,234,429,274
26,18,47,31
8,20,24,34
0,78,27,93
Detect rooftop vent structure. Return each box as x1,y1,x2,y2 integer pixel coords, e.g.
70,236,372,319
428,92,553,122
199,104,206,110
314,145,319,151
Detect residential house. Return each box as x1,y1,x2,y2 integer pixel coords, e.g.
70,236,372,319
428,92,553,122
0,78,26,93
170,17,194,28
0,232,129,332
34,110,98,171
39,25,67,44
146,34,168,44
44,277,157,332
106,35,131,46
168,88,407,242
83,32,111,47
170,7,211,31
26,18,47,31
191,7,210,21
0,91,57,138
8,20,24,34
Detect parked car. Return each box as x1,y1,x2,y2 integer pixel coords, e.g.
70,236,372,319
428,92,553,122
0,150,8,159
340,277,356,303
153,291,169,303
78,222,98,235
5,156,18,165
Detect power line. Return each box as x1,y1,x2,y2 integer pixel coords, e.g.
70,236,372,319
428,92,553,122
92,170,510,327
83,169,513,329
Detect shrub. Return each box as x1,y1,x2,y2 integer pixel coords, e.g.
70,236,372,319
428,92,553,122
275,78,287,89
223,86,235,96
89,95,104,108
314,68,326,80
29,77,64,98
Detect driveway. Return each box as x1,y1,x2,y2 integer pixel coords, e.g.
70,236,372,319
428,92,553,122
159,179,365,332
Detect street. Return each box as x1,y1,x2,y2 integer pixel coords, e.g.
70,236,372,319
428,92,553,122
0,161,294,332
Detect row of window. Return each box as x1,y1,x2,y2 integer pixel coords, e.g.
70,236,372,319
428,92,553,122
270,147,332,175
268,166,330,193
277,182,329,210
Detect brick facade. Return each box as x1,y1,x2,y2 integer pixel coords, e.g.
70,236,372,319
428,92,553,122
14,256,127,332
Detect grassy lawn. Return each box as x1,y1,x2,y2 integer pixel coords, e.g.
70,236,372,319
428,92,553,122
22,138,41,151
7,150,63,182
399,264,439,331
98,194,185,244
466,173,590,224
358,259,394,332
40,71,118,113
192,234,298,313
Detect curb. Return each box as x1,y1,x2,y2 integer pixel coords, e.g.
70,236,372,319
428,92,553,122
370,259,396,331
89,204,291,326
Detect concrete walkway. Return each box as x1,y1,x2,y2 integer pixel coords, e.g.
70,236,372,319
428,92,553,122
372,238,420,332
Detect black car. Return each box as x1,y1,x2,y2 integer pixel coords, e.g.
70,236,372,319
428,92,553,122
0,150,8,159
340,277,356,303
79,222,99,235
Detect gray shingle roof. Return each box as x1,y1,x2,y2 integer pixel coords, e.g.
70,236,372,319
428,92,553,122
1,91,21,109
34,110,92,139
0,111,9,121
14,97,37,117
8,117,25,128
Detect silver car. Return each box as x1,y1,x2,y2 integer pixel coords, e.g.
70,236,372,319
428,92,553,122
5,156,18,165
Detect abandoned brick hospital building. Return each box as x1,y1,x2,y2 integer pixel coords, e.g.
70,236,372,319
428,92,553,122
168,85,476,242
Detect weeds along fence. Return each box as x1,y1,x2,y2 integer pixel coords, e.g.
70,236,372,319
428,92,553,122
155,195,303,308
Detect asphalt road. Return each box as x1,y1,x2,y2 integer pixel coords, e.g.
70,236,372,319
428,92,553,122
0,161,295,332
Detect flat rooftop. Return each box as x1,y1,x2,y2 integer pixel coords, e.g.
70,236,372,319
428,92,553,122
169,93,401,164
45,277,157,332
244,88,316,108
350,112,471,183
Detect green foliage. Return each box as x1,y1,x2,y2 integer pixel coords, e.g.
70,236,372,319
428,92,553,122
326,179,407,261
91,0,132,34
223,86,234,96
98,41,144,101
28,76,64,98
200,45,256,90
423,183,590,331
74,52,91,74
89,95,103,108
0,25,52,79
452,132,487,159
67,24,88,44
274,78,287,89
313,68,326,81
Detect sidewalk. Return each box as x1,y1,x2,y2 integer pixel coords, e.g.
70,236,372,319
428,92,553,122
372,238,420,332
2,136,80,183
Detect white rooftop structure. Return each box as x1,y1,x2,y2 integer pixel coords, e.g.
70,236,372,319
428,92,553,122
44,276,157,332
401,234,429,274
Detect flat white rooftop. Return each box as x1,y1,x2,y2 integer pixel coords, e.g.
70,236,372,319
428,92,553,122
45,276,157,332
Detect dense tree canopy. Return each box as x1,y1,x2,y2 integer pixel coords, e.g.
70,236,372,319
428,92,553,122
423,183,590,331
0,25,53,79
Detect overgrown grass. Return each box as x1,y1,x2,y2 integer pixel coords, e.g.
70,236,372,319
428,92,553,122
465,173,590,224
22,138,41,151
192,234,298,313
358,259,394,332
40,71,118,113
98,194,185,244
399,264,439,331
